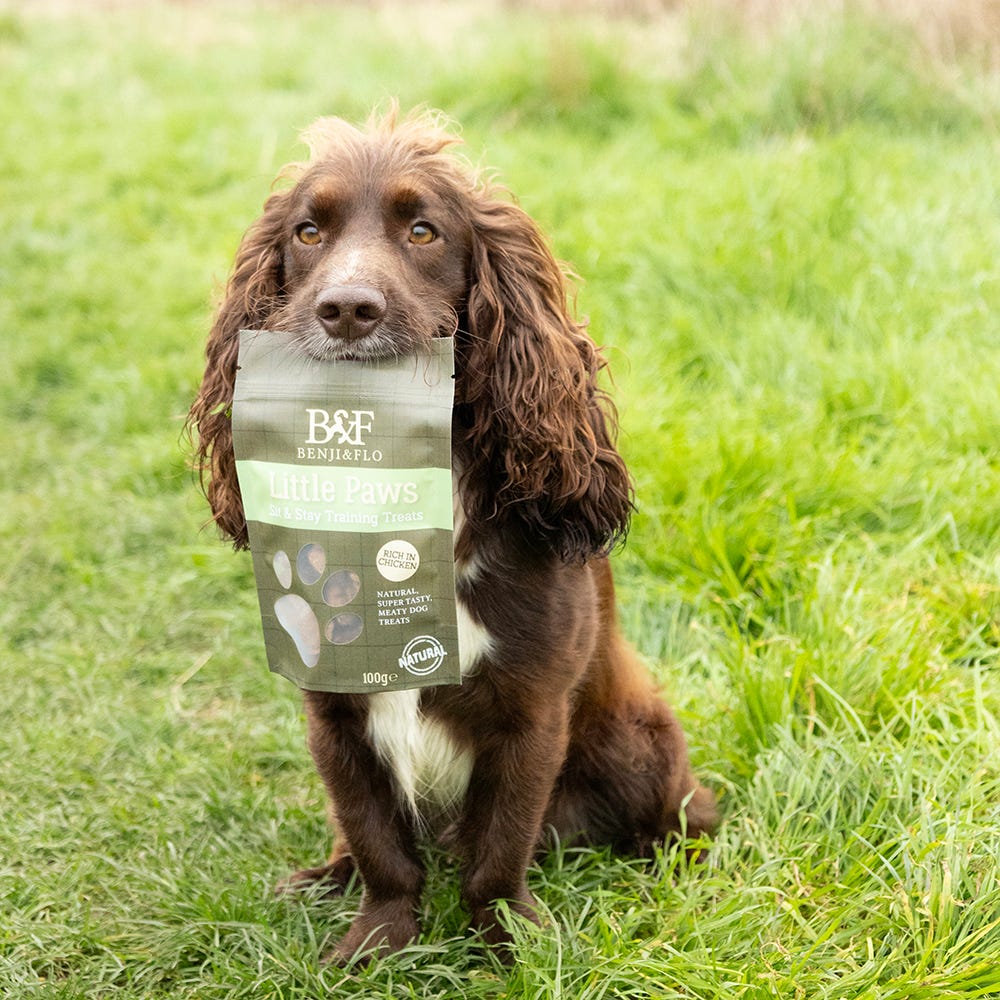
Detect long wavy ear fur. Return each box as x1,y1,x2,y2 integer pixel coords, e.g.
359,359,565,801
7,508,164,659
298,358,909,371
186,190,291,549
457,196,634,562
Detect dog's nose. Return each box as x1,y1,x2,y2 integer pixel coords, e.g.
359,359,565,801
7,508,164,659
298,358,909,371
315,285,387,341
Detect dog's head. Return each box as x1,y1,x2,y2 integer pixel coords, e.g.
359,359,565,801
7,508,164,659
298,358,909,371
259,113,474,362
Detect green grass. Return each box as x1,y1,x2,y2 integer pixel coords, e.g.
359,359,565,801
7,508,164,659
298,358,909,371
3,1,1000,996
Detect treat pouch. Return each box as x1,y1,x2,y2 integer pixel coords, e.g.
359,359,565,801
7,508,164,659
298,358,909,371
231,330,461,693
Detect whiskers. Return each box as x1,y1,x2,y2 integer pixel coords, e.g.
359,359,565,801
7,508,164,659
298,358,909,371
281,308,461,364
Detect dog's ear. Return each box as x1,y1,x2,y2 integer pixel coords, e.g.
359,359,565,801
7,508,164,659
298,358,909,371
187,190,291,549
457,196,634,562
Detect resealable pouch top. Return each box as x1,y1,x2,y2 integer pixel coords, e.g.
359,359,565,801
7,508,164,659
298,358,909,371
230,330,461,694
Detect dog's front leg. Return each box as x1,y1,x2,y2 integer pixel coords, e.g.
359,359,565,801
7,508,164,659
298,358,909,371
457,703,570,952
302,692,423,964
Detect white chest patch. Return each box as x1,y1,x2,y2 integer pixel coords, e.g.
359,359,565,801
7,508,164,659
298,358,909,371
366,598,494,819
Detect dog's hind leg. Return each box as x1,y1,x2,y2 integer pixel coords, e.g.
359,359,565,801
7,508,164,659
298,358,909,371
543,697,717,857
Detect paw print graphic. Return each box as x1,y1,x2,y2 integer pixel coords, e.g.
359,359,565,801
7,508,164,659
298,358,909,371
271,543,363,668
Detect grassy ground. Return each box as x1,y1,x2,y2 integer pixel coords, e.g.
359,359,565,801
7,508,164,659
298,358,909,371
3,1,1000,996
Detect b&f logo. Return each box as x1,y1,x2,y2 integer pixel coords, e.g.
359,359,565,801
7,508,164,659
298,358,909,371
305,409,374,447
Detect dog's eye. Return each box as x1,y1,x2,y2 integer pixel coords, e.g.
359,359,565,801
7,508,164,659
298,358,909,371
295,222,322,246
408,222,437,246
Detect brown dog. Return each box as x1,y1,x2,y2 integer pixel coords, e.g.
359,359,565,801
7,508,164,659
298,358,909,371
188,107,717,963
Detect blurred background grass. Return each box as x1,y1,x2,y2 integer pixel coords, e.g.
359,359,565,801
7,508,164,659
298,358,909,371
2,1,1000,997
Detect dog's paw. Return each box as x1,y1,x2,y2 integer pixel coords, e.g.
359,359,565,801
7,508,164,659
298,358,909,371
322,899,419,966
275,855,357,898
469,893,540,964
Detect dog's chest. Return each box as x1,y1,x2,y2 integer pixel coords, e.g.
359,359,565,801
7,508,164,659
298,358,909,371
366,690,471,817
365,598,492,816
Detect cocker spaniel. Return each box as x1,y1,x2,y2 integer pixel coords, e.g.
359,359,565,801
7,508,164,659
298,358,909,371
188,107,717,963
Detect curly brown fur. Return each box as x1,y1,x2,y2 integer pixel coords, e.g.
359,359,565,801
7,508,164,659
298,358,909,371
188,105,716,965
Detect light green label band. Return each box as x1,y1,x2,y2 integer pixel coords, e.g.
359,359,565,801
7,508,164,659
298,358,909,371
236,460,453,533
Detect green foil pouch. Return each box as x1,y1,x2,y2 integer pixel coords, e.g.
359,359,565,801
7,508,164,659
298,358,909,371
231,330,461,693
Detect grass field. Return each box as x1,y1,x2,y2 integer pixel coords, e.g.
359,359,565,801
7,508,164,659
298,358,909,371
3,1,1000,996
